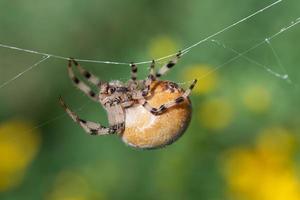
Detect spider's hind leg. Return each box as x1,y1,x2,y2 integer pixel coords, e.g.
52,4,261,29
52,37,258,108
142,79,197,115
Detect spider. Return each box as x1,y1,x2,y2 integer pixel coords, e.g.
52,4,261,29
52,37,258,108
59,51,197,149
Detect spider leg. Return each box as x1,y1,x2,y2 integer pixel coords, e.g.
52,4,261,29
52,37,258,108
182,79,198,98
105,104,126,134
156,51,182,78
59,96,112,135
142,79,197,115
70,58,102,86
149,59,156,79
67,59,98,101
142,60,156,97
121,100,134,108
130,63,138,82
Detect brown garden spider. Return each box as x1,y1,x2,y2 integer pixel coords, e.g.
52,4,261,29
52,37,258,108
59,52,197,149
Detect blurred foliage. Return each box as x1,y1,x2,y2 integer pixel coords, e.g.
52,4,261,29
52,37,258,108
0,0,300,200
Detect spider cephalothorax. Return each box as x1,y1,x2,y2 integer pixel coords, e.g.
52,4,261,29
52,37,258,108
59,52,197,149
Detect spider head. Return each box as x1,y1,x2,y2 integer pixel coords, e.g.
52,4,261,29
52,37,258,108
99,82,109,95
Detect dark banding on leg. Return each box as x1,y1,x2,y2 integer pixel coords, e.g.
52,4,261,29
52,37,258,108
70,58,102,87
67,59,98,101
59,96,111,135
142,79,197,115
130,63,138,82
156,51,182,78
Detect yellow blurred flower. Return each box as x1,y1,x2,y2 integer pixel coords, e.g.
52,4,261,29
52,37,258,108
222,127,300,200
183,65,218,95
0,120,41,192
256,127,296,167
148,36,179,59
242,85,271,113
198,98,233,130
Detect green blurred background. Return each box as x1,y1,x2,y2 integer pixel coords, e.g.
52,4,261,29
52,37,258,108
0,0,300,199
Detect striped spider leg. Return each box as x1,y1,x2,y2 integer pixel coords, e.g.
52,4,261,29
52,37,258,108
141,60,156,97
59,97,114,135
143,79,197,115
140,51,182,98
155,50,182,78
66,58,98,101
138,51,197,115
142,79,197,115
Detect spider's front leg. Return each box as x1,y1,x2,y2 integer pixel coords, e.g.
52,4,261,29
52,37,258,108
67,59,98,101
59,97,118,135
142,79,197,115
70,58,102,86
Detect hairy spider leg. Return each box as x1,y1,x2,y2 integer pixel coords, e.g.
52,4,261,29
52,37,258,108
67,59,98,101
105,104,125,134
182,79,198,98
155,51,182,78
130,63,138,82
142,60,156,97
70,58,102,86
142,79,197,115
59,96,112,135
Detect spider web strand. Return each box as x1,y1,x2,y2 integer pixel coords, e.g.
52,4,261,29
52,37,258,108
180,0,283,54
0,55,50,89
0,0,282,67
265,39,291,83
196,16,300,80
211,39,291,83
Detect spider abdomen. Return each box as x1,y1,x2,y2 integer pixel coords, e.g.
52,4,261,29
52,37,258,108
120,81,192,149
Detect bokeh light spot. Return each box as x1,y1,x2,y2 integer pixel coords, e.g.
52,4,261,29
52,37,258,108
242,85,271,113
0,120,41,192
148,36,178,58
256,127,296,166
183,65,218,95
198,98,233,130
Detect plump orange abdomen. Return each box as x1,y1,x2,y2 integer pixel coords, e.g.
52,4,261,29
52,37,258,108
120,81,192,149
